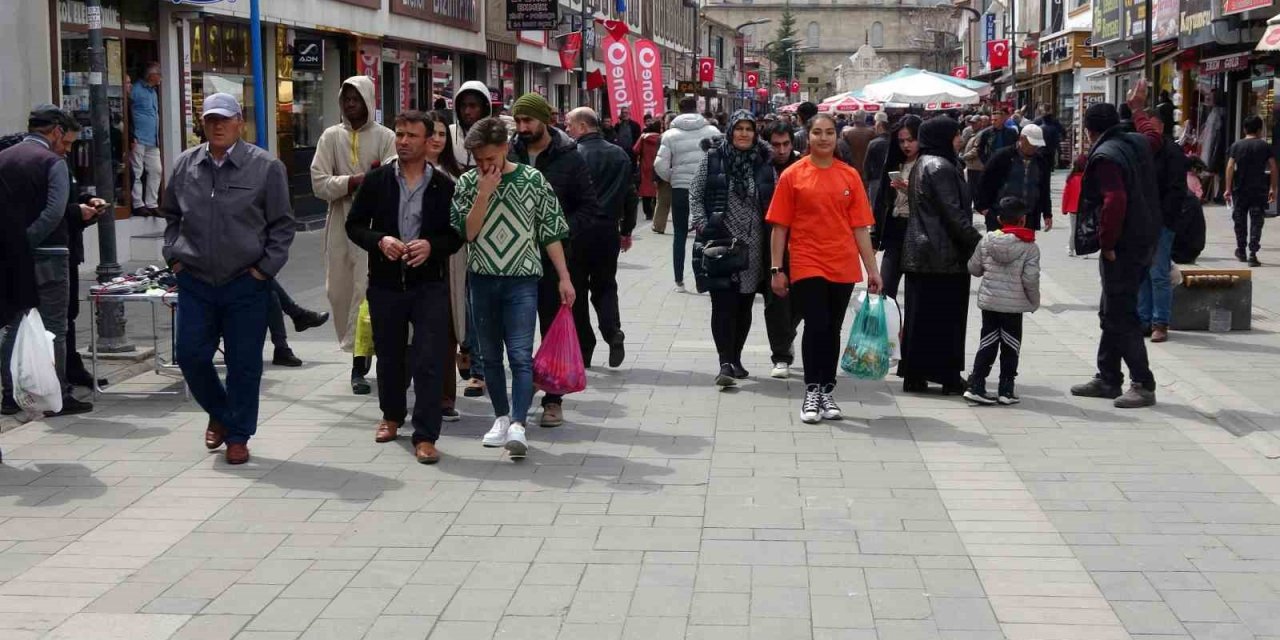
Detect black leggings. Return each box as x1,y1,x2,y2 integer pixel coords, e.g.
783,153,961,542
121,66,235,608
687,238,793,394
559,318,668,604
791,278,855,387
710,290,756,365
642,196,656,220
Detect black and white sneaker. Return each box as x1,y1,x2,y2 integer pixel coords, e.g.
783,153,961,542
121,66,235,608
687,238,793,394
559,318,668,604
819,383,842,420
963,379,997,405
997,382,1020,405
801,385,822,424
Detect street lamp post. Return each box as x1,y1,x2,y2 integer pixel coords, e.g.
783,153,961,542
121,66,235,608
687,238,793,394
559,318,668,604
735,19,771,107
786,44,815,101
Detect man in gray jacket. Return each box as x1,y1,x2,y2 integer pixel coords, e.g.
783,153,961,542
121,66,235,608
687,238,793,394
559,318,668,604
654,96,720,292
964,197,1040,407
162,93,295,464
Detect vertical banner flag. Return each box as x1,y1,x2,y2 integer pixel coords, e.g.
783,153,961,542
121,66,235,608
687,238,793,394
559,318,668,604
987,39,1010,69
560,32,582,70
790,80,801,94
950,66,968,79
775,78,787,91
603,33,640,124
698,57,715,83
745,71,759,88
632,39,665,118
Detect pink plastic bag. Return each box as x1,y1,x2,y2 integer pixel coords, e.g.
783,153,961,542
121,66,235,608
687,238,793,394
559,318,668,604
533,305,587,395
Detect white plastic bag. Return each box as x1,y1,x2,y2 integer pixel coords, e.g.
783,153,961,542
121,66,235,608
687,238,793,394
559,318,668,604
856,291,902,362
10,310,62,415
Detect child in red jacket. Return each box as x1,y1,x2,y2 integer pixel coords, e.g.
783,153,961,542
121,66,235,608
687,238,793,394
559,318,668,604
1062,154,1086,256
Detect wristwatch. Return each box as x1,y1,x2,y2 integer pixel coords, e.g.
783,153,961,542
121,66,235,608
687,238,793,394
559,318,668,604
770,267,783,275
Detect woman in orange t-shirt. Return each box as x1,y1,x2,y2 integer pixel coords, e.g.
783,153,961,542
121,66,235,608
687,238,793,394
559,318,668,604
766,113,882,425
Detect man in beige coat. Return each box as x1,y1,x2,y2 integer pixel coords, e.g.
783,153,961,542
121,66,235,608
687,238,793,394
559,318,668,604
311,76,396,394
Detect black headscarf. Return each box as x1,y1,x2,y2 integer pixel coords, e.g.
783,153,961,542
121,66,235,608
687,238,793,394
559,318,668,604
722,109,759,200
917,116,962,167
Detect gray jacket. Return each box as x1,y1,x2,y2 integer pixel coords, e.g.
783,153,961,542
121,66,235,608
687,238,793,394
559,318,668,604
162,142,295,286
968,230,1040,314
654,114,721,189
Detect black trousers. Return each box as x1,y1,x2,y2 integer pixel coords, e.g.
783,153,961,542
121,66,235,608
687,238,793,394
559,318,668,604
641,197,655,220
763,281,801,365
710,290,755,365
791,277,855,387
66,269,88,379
966,169,983,192
880,241,904,300
1097,255,1154,389
266,280,304,349
1232,195,1267,254
367,281,449,444
970,310,1023,384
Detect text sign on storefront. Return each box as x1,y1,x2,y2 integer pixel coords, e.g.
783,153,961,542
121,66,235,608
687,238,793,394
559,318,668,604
1179,0,1213,48
391,0,478,31
1093,0,1124,46
507,0,558,30
293,38,323,71
1224,0,1272,15
1200,52,1250,75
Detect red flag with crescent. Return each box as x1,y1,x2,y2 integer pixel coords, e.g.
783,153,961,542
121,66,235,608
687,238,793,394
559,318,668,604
987,39,1010,69
596,18,630,40
745,71,759,89
790,80,801,94
698,57,715,83
560,32,582,71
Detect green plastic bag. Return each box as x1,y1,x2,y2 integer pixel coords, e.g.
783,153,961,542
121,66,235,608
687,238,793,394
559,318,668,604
840,293,892,380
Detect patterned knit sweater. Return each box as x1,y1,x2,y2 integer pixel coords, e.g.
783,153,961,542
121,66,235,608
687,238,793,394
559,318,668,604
450,163,569,277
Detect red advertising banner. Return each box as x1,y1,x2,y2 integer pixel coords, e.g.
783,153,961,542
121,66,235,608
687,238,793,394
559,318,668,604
1224,0,1270,15
603,34,640,125
559,32,582,70
950,66,969,79
399,60,412,111
987,39,1010,69
698,57,715,83
745,71,759,88
632,39,665,118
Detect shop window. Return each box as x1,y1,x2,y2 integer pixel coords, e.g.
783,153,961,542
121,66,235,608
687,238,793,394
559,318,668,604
807,22,820,48
189,18,256,146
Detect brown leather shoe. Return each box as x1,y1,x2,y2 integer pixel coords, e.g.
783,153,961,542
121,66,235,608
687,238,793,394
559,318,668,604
225,442,250,465
1151,324,1169,343
205,418,226,450
375,419,400,443
415,442,441,465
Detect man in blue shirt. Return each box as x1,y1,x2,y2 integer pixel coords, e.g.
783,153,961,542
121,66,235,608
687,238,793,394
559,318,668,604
130,63,162,216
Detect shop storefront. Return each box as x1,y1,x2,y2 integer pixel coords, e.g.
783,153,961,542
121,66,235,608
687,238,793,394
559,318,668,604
1037,30,1106,162
274,27,352,217
187,17,260,147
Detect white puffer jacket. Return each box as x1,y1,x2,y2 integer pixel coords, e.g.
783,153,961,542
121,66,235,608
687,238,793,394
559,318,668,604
654,114,721,189
968,230,1041,314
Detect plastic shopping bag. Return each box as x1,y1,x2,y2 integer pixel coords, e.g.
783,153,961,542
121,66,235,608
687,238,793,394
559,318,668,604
354,300,374,358
10,310,62,414
840,294,892,380
856,291,902,362
533,305,587,395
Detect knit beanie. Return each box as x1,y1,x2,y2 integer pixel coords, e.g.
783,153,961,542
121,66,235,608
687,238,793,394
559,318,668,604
512,93,552,125
1084,103,1119,136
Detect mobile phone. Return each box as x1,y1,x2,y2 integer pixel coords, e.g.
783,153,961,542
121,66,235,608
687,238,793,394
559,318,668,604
888,171,902,181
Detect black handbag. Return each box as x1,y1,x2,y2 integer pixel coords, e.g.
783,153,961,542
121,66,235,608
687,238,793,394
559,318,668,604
700,237,747,277
1073,201,1100,256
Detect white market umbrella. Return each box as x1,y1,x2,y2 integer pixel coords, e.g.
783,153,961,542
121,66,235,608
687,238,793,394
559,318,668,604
817,95,882,113
861,73,980,106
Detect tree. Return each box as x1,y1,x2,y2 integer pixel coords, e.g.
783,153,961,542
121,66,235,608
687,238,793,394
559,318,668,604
766,2,805,79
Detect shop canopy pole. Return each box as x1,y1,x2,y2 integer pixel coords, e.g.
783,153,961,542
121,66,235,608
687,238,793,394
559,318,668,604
87,0,132,352
250,0,267,148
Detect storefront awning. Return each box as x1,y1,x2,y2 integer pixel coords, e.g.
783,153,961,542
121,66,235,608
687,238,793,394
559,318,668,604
1257,15,1280,51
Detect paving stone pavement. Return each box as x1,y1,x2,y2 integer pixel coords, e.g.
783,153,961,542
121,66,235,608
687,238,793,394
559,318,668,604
3,177,1280,640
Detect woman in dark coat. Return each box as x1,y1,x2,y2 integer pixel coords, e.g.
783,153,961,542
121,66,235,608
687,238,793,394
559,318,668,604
872,115,922,299
898,116,982,394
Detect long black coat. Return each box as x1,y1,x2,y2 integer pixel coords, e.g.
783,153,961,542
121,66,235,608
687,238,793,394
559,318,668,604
902,155,982,274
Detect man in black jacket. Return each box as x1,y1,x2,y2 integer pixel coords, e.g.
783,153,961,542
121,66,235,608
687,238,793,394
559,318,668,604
346,110,463,464
977,107,1019,166
508,93,603,428
566,107,636,371
975,124,1053,232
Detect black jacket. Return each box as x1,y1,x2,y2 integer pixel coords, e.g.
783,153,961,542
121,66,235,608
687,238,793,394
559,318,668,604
864,134,890,225
902,154,982,274
1153,133,1188,233
1080,125,1161,258
978,126,1019,165
974,146,1052,230
66,170,100,266
345,161,463,291
574,132,639,236
510,127,602,239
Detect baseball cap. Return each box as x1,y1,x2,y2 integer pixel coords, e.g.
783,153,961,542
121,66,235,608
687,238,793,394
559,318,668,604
1020,123,1046,147
29,104,75,129
201,93,242,118
874,111,889,125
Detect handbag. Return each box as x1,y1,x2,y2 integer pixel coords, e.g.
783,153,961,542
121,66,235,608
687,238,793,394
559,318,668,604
1073,200,1100,256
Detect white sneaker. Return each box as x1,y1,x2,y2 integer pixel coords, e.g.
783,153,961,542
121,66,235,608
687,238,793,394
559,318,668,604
505,422,528,459
800,385,822,424
482,416,511,447
674,282,687,293
770,362,790,379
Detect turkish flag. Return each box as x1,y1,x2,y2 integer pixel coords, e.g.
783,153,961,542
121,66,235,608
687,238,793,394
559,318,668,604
950,65,968,79
988,39,1010,69
559,32,582,71
775,78,787,91
790,80,801,94
587,69,606,91
745,71,759,88
698,57,715,83
596,19,630,40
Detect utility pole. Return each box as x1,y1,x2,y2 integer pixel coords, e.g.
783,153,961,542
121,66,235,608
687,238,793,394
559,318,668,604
580,1,588,102
1143,0,1153,108
86,0,131,352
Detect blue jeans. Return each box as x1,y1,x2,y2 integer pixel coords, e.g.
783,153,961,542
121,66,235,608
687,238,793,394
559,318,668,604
672,188,690,284
464,273,483,381
1138,227,1175,327
175,271,269,444
469,274,538,424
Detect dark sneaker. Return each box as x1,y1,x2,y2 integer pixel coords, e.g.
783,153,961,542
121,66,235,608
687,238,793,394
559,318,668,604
272,348,302,367
997,382,1020,406
963,379,997,405
903,378,928,393
1070,377,1122,399
291,309,330,333
1114,383,1156,409
1236,248,1248,262
608,334,626,368
352,376,372,395
46,396,93,417
819,383,842,420
1,395,20,416
715,364,737,388
66,370,107,389
800,385,822,424
1249,254,1262,267
731,363,749,380
442,407,461,422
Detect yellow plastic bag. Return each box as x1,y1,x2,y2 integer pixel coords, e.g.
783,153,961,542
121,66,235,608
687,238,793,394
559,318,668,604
354,300,374,358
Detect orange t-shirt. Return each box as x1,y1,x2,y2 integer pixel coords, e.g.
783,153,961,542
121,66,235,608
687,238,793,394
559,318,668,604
766,157,874,284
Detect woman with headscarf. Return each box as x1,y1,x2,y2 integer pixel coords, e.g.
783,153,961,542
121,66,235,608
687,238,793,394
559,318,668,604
872,115,922,299
690,110,777,388
898,116,982,394
767,113,881,424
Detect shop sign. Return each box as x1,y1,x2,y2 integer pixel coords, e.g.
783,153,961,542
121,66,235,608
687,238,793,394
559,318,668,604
1200,52,1250,75
507,0,558,30
1124,0,1146,40
1258,22,1280,51
390,0,479,31
293,38,323,71
1092,0,1124,46
677,80,698,93
1224,0,1272,15
1152,0,1179,42
1082,93,1106,107
1179,0,1214,48
1038,34,1072,67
